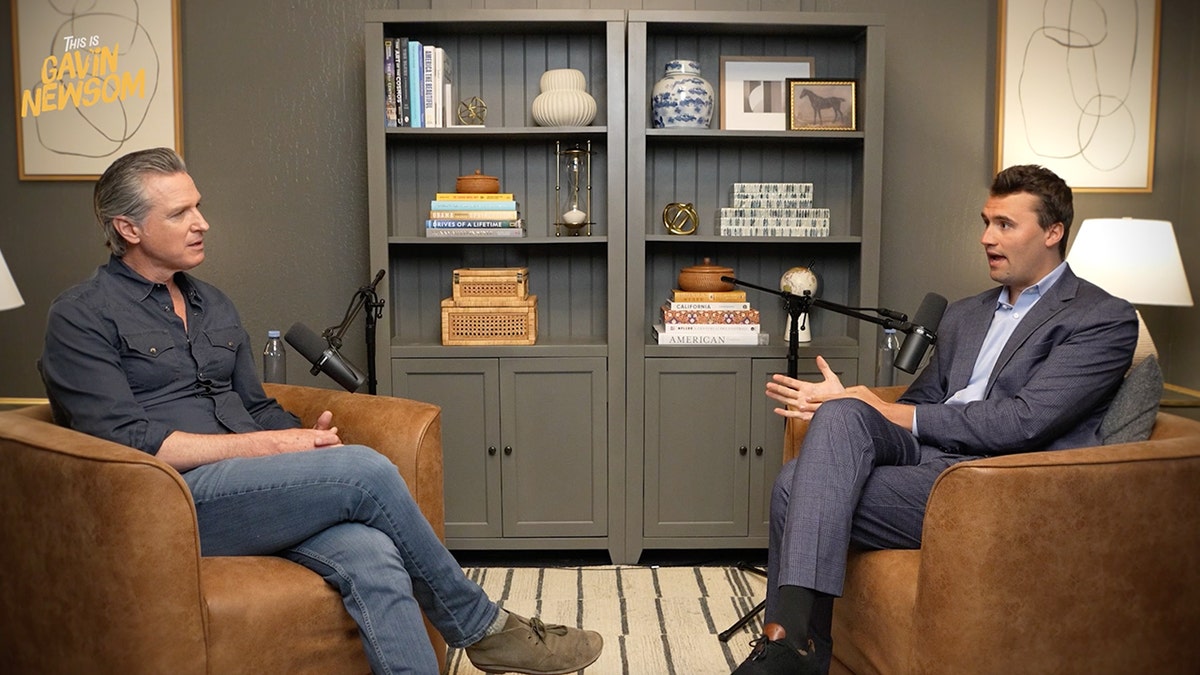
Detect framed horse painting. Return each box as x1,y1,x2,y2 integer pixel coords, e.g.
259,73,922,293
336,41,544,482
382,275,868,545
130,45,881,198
786,79,856,132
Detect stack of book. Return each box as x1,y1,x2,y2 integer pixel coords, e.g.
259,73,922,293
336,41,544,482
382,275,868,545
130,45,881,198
383,37,454,128
652,289,766,345
426,193,525,238
717,182,831,237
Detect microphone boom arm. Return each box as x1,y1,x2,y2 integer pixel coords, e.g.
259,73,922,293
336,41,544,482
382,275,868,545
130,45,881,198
720,275,917,380
322,269,386,395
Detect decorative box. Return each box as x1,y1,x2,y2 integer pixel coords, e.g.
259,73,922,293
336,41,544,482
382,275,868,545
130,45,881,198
441,296,538,346
452,267,529,306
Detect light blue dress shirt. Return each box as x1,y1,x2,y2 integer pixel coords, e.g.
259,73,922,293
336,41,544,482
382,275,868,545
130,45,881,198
911,261,1068,437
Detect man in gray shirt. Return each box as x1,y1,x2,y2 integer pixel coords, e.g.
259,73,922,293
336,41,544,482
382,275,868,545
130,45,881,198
42,147,603,675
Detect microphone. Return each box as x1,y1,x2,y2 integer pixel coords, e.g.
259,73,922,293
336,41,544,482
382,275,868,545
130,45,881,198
284,322,367,392
894,293,948,374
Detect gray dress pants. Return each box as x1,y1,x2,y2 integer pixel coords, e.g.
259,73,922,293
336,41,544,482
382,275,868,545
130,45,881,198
764,398,973,667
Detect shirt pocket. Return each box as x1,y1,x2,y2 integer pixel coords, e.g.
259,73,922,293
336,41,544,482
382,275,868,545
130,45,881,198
197,325,243,383
120,329,181,392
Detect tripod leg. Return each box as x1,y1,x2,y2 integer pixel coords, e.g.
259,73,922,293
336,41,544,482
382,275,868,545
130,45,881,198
719,599,765,642
719,562,768,642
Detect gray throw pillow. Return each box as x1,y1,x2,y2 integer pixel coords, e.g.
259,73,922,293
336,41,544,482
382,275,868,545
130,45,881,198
1101,354,1163,445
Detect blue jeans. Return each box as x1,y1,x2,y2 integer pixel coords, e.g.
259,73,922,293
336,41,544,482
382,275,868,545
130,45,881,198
182,445,498,675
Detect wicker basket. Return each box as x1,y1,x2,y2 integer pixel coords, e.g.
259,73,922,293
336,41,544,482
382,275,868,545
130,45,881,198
441,296,537,345
452,267,529,306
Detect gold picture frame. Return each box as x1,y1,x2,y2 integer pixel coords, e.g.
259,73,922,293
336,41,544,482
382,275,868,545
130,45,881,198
11,0,183,181
995,0,1160,192
786,79,856,131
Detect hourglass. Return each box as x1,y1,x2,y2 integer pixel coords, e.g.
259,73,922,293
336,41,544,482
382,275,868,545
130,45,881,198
554,141,592,236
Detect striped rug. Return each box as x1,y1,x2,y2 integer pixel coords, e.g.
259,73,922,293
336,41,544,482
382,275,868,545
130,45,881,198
447,565,766,675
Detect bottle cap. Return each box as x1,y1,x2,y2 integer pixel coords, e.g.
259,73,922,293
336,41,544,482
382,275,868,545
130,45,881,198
268,330,281,338
884,328,897,333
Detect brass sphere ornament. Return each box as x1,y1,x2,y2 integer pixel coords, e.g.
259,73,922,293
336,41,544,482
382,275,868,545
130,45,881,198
457,96,488,126
662,202,698,235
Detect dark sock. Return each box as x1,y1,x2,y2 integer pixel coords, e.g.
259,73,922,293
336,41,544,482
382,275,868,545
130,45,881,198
776,585,817,650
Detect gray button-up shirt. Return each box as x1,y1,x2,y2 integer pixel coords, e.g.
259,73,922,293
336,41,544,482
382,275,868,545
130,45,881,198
42,255,299,457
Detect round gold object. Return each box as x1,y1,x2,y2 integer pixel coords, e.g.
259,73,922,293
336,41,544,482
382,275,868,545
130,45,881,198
457,96,488,126
662,202,698,235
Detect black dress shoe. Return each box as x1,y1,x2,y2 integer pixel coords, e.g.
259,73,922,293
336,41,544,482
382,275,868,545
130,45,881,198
731,635,821,675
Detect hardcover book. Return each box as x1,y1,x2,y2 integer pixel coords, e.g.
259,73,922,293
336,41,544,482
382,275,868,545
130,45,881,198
652,324,762,345
434,193,516,201
671,290,748,303
430,199,519,211
428,210,520,221
661,305,761,325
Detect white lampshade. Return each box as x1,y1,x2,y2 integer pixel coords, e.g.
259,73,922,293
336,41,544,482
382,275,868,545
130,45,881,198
1067,218,1193,307
0,249,24,311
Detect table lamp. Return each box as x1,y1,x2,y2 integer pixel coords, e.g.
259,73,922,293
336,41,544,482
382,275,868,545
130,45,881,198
0,248,23,311
1066,218,1193,363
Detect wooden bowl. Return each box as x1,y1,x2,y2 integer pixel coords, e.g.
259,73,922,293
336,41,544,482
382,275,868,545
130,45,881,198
677,258,735,292
456,170,500,194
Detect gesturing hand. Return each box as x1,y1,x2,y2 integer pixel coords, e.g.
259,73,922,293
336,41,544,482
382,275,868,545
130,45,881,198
764,355,845,420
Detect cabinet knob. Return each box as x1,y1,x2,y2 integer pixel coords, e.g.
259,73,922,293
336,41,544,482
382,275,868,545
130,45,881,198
504,445,513,456
488,446,497,456
739,446,748,456
755,446,764,456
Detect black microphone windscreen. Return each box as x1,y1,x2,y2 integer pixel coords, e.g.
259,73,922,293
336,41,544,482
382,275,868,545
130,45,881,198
284,322,328,365
913,293,948,331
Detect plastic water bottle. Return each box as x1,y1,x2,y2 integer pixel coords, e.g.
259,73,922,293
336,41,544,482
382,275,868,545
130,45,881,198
263,330,287,384
877,328,900,387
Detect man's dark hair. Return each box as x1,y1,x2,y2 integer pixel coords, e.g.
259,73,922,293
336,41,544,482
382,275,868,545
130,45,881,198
94,147,188,257
990,164,1073,258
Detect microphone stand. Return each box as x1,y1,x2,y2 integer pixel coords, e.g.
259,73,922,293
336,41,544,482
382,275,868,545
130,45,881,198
721,275,911,379
323,269,386,395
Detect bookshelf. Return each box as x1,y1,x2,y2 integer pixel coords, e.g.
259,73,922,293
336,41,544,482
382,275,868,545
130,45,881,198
365,10,884,563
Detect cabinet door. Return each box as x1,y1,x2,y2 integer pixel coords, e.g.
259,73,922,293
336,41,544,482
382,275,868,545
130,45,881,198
644,358,753,538
393,359,501,539
500,358,607,537
748,357,857,537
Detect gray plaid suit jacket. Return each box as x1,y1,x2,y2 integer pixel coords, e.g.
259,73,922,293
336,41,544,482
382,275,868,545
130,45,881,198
898,265,1138,456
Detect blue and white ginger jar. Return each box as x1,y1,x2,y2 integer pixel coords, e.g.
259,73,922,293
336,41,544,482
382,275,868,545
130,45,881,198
651,60,714,129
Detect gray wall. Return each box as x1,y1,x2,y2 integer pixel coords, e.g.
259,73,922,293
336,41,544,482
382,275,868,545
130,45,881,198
2,0,1197,397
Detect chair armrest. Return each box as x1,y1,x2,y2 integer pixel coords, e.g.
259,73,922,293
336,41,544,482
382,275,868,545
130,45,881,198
0,412,208,673
264,384,446,540
913,437,1200,672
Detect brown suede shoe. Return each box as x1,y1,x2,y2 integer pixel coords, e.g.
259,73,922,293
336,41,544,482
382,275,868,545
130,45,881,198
466,612,603,674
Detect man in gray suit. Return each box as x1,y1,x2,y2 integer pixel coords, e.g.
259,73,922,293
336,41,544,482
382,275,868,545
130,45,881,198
732,165,1138,674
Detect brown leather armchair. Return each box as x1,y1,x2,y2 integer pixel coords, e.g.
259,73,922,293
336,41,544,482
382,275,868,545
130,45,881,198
0,383,448,674
784,387,1200,674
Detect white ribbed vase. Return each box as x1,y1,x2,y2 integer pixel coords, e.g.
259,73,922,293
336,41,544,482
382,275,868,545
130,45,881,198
532,68,597,127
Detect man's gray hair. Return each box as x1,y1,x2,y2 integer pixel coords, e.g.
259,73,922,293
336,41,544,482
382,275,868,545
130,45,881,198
94,147,188,257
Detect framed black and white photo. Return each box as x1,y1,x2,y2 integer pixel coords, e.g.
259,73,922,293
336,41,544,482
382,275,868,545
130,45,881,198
719,56,814,131
786,79,856,131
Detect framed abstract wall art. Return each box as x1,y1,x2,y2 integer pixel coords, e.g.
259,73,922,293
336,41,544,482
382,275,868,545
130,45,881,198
996,0,1160,192
12,0,182,180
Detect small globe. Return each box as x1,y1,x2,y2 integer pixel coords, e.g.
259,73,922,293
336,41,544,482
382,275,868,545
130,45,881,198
780,266,818,297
